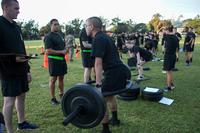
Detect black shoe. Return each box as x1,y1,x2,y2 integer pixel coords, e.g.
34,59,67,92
109,118,120,126
51,98,59,105
101,129,111,133
190,58,192,62
163,87,172,92
17,121,39,130
171,83,175,89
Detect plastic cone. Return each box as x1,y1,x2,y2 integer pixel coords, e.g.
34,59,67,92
43,53,48,68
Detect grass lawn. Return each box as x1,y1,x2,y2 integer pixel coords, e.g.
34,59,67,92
0,38,200,133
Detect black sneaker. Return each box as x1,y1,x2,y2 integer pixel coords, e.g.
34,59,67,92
51,98,59,105
109,118,120,126
190,58,192,62
171,83,175,89
101,129,111,133
163,87,172,92
17,121,39,130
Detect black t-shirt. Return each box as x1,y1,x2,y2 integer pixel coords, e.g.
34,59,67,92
44,32,65,57
0,16,29,79
91,31,123,71
188,32,196,44
79,28,93,51
164,34,178,55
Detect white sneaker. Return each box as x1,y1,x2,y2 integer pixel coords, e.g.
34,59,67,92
137,75,144,80
162,71,166,74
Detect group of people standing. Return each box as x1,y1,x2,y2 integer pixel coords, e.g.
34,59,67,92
44,17,130,133
0,0,129,132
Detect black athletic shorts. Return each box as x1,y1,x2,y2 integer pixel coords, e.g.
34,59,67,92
184,44,192,52
101,64,130,96
48,58,67,76
163,54,176,71
81,52,95,68
1,78,29,97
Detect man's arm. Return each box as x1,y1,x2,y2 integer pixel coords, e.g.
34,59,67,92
95,57,103,85
82,41,92,48
45,48,66,55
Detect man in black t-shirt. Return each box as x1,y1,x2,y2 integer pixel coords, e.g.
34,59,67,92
44,19,67,105
173,27,182,62
79,28,95,83
0,0,38,132
85,17,130,133
162,25,178,91
188,27,196,62
183,27,195,66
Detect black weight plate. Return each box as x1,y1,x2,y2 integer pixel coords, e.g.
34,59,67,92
119,83,140,97
141,88,163,101
62,83,106,128
118,84,140,100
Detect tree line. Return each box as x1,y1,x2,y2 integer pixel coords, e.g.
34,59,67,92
18,13,200,40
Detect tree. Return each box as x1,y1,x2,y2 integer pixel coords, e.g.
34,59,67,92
124,19,136,32
65,18,83,37
116,23,128,33
21,20,39,40
157,20,172,32
184,18,200,34
149,13,162,32
111,17,121,26
39,24,50,36
133,23,148,33
99,16,110,27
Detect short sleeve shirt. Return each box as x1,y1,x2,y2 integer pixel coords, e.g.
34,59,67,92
91,31,122,71
79,28,93,50
164,34,178,55
44,32,65,57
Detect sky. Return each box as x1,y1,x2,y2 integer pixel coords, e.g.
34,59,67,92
0,0,199,27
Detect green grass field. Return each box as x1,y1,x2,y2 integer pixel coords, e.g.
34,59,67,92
1,38,200,133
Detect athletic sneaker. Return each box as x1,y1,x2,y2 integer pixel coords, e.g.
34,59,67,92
51,98,60,105
17,121,39,130
163,87,172,92
162,71,166,74
137,75,145,80
171,83,175,89
101,129,111,133
109,118,120,126
185,62,190,66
